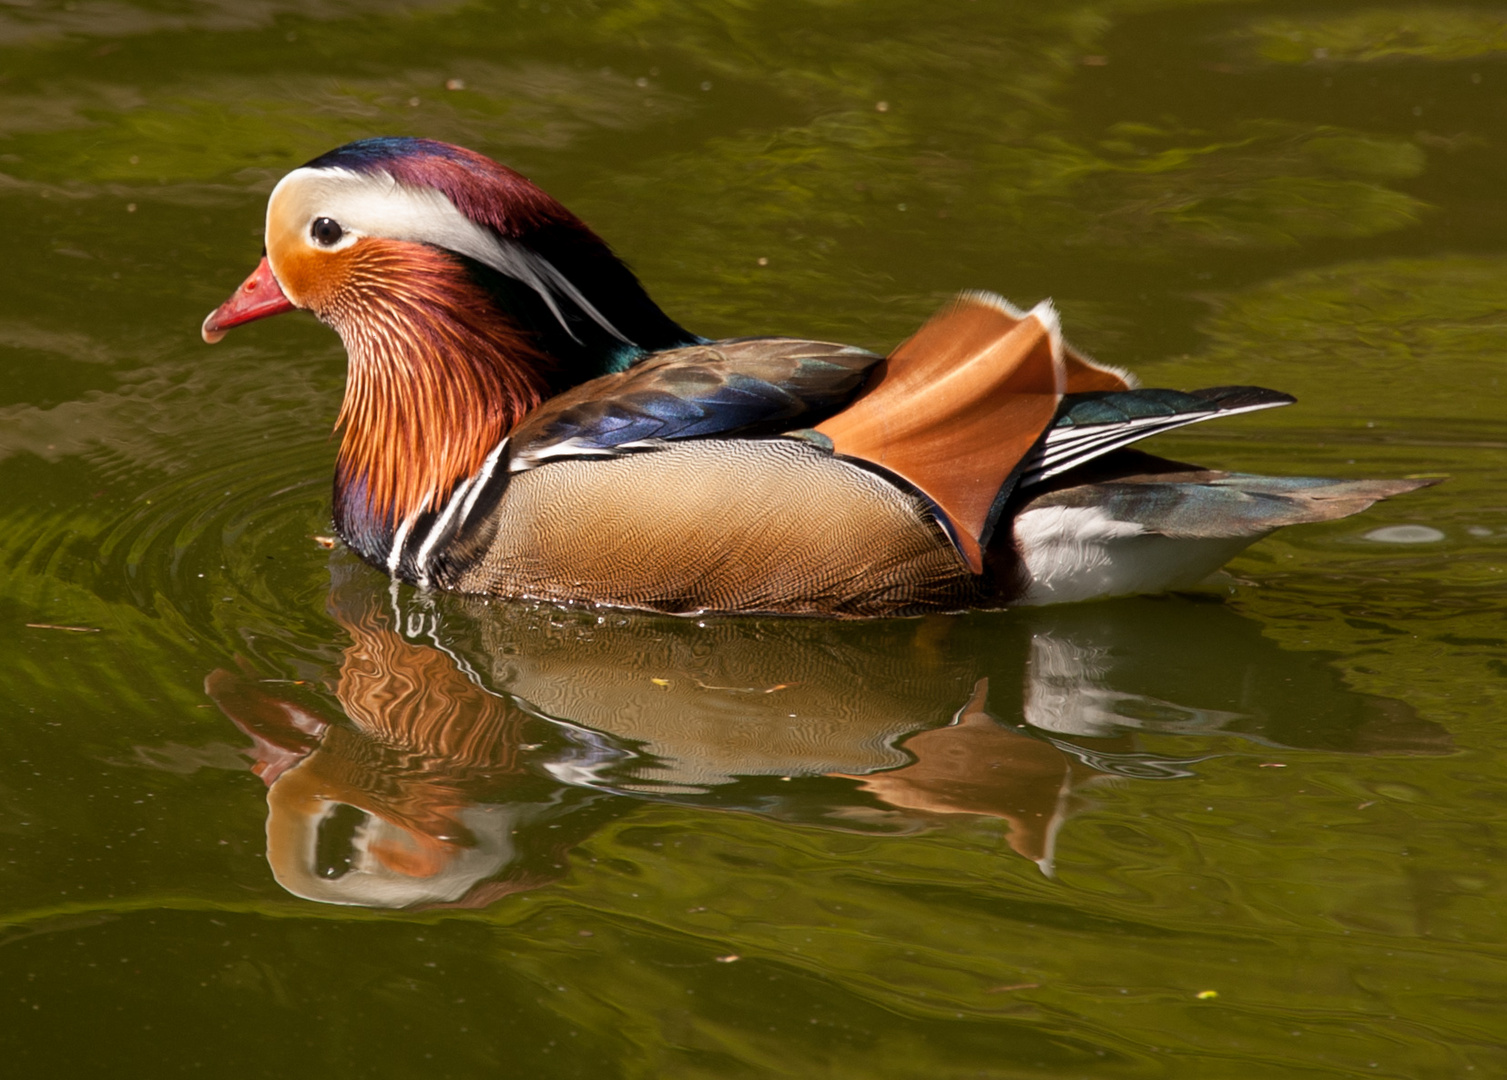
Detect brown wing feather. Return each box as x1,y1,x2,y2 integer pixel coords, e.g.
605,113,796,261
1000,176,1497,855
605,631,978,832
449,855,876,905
815,292,1068,574
1064,345,1134,392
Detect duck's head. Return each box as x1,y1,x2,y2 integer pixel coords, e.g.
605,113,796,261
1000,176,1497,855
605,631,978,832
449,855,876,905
203,137,696,543
203,137,692,359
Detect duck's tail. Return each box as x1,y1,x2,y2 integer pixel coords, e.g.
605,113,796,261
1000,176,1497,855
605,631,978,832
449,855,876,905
1011,463,1441,604
815,291,1432,583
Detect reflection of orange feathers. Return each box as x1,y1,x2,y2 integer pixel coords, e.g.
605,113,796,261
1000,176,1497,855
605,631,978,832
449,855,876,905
335,589,525,773
817,294,1129,573
367,828,452,879
255,586,537,876
840,678,1112,864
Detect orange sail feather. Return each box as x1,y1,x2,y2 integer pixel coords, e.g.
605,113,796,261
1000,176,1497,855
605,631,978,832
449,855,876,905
817,292,1102,573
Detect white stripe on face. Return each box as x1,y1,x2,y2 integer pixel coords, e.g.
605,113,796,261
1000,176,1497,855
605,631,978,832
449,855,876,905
266,166,629,344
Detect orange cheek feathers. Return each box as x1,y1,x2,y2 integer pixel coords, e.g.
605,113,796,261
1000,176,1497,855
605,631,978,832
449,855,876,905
267,241,366,315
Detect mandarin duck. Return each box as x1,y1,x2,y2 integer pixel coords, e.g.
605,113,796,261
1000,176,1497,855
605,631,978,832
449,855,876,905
202,137,1430,617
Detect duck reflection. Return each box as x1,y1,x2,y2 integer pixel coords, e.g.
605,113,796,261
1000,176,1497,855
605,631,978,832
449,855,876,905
209,556,1448,908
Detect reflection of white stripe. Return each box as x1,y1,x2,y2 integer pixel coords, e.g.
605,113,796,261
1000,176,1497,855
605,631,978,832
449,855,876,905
270,167,630,344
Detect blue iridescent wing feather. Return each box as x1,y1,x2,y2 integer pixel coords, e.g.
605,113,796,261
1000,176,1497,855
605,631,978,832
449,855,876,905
507,338,882,468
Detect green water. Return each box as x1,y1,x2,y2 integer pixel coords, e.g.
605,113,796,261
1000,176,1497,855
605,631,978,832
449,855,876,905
2,1,1505,1076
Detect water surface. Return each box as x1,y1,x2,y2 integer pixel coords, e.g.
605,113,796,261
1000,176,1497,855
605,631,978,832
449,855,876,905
2,1,1505,1076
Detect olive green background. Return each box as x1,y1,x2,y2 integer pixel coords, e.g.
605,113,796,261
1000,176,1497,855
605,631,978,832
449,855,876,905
1,1,1504,1077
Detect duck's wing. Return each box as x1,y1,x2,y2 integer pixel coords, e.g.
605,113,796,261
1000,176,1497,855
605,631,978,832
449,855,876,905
809,292,1298,574
1020,386,1296,488
507,338,882,469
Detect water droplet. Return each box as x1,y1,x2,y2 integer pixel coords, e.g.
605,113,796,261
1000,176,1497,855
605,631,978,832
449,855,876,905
1363,525,1444,544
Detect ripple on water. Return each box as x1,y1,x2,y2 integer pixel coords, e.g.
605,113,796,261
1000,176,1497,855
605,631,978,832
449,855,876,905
8,420,336,655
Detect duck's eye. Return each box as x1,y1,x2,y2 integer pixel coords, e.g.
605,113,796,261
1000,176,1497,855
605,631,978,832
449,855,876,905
310,217,344,246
